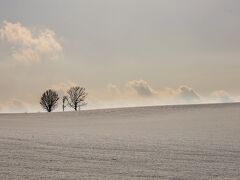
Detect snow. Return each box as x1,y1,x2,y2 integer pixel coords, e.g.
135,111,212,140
0,103,240,179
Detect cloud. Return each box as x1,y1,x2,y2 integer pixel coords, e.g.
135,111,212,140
24,81,239,112
9,99,27,111
0,99,29,113
50,81,77,96
126,80,158,97
211,90,234,103
0,81,237,113
107,84,121,96
86,80,203,109
0,21,62,63
177,86,200,102
125,80,200,102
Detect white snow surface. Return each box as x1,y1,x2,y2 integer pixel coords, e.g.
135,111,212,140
0,103,240,179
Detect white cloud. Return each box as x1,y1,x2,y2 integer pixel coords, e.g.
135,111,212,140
125,80,200,103
36,84,240,111
177,86,200,102
211,90,234,103
0,81,237,113
86,80,203,109
107,84,121,97
126,80,158,97
0,99,29,113
0,21,62,63
50,81,77,96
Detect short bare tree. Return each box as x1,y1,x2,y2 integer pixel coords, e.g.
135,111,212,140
40,89,59,112
67,86,87,111
62,96,68,112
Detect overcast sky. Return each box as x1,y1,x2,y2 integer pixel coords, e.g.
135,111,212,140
0,0,240,112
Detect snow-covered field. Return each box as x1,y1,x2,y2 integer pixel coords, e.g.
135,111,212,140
0,103,240,179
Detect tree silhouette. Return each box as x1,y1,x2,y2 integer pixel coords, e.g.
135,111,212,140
67,86,87,111
40,89,59,112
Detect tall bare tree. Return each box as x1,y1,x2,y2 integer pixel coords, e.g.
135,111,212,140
67,86,87,111
62,96,68,112
40,89,59,112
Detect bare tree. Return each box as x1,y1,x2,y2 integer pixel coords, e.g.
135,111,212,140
62,96,68,112
67,86,87,111
40,89,59,112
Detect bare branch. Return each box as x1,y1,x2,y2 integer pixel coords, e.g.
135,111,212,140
40,89,59,112
67,86,87,111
